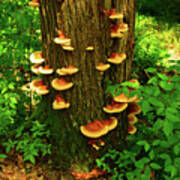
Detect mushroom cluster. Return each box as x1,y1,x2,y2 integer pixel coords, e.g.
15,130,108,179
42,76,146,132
80,117,118,150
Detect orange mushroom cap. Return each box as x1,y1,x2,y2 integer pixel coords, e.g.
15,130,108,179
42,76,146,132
52,94,70,110
39,65,53,74
128,125,137,134
107,52,126,64
31,64,41,74
30,51,45,64
51,78,73,91
128,102,141,115
80,119,108,138
102,117,118,131
103,100,128,113
29,0,39,7
56,65,79,75
96,63,111,72
36,85,49,95
128,114,138,125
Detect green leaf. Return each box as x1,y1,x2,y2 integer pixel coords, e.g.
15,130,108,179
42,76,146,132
163,120,173,137
173,145,179,155
146,67,157,73
150,162,161,170
0,154,7,159
148,97,164,107
149,150,155,160
165,112,180,122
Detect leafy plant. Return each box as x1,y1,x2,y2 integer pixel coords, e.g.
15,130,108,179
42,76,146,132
3,121,51,164
97,65,180,179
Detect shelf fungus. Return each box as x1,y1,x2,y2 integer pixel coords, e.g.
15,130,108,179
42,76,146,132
109,9,124,19
128,114,138,125
30,79,49,95
39,65,53,75
29,0,39,7
128,102,141,115
86,46,94,51
52,94,70,110
30,51,45,64
56,65,79,76
80,119,108,138
96,63,111,72
107,52,126,64
102,117,118,131
62,45,74,51
114,79,140,103
31,64,41,74
21,83,31,92
51,78,73,91
128,125,137,134
54,30,71,46
103,100,128,114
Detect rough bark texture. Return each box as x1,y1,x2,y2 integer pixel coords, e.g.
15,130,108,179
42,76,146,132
37,0,136,175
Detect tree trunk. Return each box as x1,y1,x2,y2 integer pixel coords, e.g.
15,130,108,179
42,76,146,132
36,0,136,176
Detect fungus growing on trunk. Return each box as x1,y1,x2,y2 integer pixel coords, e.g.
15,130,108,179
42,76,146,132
29,0,39,7
113,90,138,103
31,64,41,74
56,65,79,76
107,52,126,64
103,8,123,19
80,119,108,138
62,45,74,51
128,114,138,125
54,30,71,46
21,83,31,92
30,51,45,64
51,78,73,91
109,9,123,19
39,65,53,75
102,117,118,131
86,46,94,51
52,94,70,110
30,79,45,91
103,100,128,114
96,63,111,72
128,125,137,134
36,85,49,95
128,102,141,115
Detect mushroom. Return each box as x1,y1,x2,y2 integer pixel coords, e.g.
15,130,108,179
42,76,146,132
103,100,128,114
86,46,94,51
96,63,111,72
109,9,124,19
51,78,73,91
56,65,79,76
29,0,39,7
127,102,141,115
114,79,140,103
36,85,49,95
39,65,54,75
31,64,41,74
128,114,138,125
30,79,45,91
62,45,74,51
54,30,71,46
113,91,138,103
98,139,105,146
107,52,126,64
30,51,45,64
102,117,118,131
80,119,108,138
52,94,70,110
128,125,137,134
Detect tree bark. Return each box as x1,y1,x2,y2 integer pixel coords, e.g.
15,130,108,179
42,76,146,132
37,0,136,175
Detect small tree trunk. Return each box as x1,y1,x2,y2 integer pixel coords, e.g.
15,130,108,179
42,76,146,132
37,0,136,173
